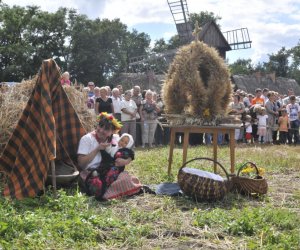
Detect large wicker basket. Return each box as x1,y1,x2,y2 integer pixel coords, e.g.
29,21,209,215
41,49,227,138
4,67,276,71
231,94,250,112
231,162,268,195
178,157,231,201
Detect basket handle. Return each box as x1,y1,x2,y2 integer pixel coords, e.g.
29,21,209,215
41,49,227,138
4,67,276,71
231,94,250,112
237,161,259,177
179,157,229,181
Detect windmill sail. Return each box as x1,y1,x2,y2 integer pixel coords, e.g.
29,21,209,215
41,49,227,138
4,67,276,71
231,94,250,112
167,0,193,43
223,28,252,50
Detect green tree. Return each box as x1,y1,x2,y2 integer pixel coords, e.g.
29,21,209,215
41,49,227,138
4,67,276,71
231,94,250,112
0,4,71,81
152,38,168,53
229,59,254,75
289,41,300,84
264,47,290,77
123,29,151,71
70,17,129,84
25,7,70,74
0,4,151,83
0,4,34,81
190,11,222,28
167,35,185,49
253,62,267,73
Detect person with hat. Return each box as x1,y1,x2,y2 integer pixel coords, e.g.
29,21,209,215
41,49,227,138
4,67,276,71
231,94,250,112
87,81,95,99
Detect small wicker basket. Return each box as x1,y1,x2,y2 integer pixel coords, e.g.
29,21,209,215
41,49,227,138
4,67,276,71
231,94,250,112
231,162,268,195
178,157,231,201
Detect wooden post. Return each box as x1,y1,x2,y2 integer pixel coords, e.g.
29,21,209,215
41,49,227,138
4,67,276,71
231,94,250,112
51,160,57,198
213,131,218,173
182,129,189,164
167,128,176,176
229,129,236,174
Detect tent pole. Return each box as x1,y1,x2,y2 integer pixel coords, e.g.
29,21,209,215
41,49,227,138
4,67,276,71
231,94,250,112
50,160,57,198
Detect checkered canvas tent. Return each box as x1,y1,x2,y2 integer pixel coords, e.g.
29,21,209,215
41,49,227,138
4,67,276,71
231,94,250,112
0,59,86,199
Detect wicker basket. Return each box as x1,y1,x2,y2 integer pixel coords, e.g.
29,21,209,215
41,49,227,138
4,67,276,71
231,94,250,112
231,162,268,195
178,157,231,201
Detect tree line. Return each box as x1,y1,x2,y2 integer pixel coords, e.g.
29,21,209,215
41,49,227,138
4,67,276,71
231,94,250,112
0,4,150,84
1,4,300,85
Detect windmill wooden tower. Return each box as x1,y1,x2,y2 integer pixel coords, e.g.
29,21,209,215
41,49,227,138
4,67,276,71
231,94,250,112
167,0,252,58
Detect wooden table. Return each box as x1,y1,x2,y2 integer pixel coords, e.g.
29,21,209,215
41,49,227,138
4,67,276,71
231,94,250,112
167,125,237,175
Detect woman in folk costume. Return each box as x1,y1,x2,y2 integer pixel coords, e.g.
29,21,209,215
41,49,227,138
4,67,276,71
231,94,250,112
77,113,138,200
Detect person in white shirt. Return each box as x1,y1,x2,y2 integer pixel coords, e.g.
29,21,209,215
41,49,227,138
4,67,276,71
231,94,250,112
286,95,300,145
260,88,269,104
120,90,138,142
116,84,124,100
111,88,122,121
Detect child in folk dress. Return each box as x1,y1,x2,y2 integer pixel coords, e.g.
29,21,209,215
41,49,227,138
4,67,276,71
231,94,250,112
257,108,268,143
244,115,253,143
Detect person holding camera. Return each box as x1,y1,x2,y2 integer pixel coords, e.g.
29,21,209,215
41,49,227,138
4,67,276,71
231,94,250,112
140,90,160,148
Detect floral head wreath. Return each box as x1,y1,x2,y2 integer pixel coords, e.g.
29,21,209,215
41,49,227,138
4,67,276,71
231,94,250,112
96,112,122,131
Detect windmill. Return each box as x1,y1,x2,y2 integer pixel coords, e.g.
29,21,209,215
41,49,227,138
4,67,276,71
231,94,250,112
167,0,252,57
124,0,252,89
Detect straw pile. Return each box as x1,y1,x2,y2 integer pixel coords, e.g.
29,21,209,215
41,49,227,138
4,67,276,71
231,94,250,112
0,79,95,155
63,85,96,132
0,79,35,154
162,40,233,125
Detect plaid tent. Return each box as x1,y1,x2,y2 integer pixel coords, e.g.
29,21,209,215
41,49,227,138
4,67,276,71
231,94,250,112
0,59,86,199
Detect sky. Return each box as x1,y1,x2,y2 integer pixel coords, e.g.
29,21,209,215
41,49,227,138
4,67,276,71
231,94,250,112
3,0,300,64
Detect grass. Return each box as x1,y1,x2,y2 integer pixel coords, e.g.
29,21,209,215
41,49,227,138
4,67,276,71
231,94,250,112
0,144,299,249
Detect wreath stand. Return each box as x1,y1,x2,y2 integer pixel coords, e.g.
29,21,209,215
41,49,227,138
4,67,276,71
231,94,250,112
167,125,238,176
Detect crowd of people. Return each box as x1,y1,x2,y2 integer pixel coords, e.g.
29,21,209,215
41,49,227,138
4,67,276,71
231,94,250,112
81,81,165,148
61,72,299,147
228,88,299,146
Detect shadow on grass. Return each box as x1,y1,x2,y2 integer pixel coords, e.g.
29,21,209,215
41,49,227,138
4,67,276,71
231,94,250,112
170,191,268,212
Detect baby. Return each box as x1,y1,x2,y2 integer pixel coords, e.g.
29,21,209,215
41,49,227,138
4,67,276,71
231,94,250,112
106,133,135,171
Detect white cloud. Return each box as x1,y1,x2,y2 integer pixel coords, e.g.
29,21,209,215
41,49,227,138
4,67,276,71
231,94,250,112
100,0,172,26
3,0,300,64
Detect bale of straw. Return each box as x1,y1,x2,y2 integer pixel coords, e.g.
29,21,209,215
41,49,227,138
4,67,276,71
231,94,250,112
0,79,95,155
63,85,96,132
0,79,35,154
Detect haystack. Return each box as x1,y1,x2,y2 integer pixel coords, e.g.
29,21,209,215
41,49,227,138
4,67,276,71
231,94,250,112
162,40,232,125
0,79,36,153
0,78,95,156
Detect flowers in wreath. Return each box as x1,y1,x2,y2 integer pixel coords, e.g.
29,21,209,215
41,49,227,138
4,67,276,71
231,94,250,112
96,112,123,131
